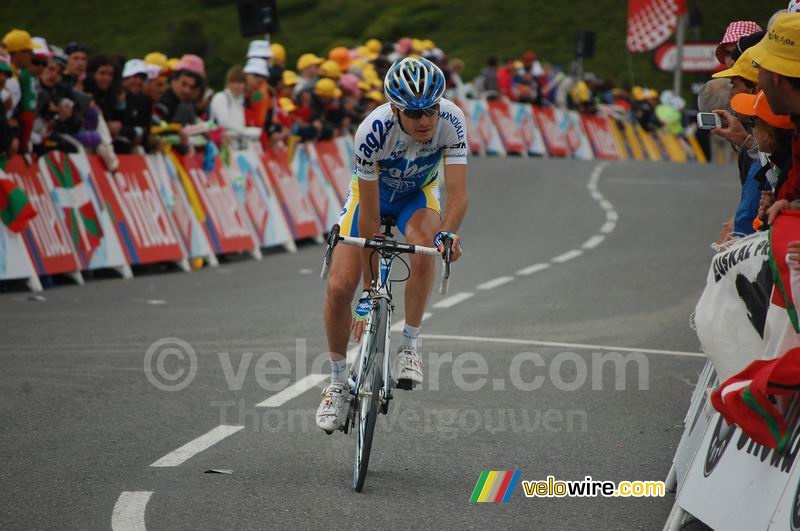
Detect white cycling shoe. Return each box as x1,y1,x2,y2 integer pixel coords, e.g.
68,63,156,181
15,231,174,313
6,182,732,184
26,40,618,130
395,346,423,390
316,381,350,434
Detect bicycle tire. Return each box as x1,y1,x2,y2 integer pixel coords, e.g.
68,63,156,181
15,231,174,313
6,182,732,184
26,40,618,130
353,299,387,492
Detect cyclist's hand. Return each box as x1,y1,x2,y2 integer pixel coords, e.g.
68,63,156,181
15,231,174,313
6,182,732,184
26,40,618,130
435,231,463,262
351,291,370,343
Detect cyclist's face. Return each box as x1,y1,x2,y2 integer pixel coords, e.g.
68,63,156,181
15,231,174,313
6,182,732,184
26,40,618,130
396,106,439,143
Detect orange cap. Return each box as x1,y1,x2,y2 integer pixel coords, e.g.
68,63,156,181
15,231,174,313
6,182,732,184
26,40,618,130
731,90,794,130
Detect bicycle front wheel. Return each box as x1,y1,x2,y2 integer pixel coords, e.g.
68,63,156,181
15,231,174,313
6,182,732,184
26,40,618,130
353,299,387,492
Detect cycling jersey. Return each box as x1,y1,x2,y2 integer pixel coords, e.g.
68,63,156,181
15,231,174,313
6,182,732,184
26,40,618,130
352,98,468,204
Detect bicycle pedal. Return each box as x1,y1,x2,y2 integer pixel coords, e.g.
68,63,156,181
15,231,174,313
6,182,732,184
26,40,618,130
395,378,414,391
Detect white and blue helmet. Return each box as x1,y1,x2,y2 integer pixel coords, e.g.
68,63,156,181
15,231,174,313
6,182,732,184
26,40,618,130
383,57,445,110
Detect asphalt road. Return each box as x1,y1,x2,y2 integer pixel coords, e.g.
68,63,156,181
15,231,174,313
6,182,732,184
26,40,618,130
0,157,739,530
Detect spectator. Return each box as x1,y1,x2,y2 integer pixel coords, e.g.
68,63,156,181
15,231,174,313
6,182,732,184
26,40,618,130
84,55,122,130
270,43,286,68
278,69,297,99
114,59,153,153
697,78,733,164
176,54,211,120
247,40,272,62
2,29,37,153
749,13,800,218
716,21,762,68
242,57,271,129
328,46,351,73
62,41,89,90
0,59,15,157
143,53,169,110
320,60,342,81
496,57,514,100
311,77,343,140
210,65,250,141
294,53,323,97
154,68,199,125
476,56,499,97
514,50,544,104
29,37,51,79
446,58,469,101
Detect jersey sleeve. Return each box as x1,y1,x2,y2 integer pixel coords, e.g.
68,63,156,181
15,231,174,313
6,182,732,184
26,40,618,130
439,103,468,165
352,115,381,181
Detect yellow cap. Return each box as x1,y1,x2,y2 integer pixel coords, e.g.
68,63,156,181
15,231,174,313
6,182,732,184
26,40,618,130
422,39,435,51
365,38,381,54
570,80,591,103
2,29,33,53
282,69,298,86
144,52,169,69
365,90,384,103
357,80,371,91
632,86,645,101
314,78,342,98
356,45,377,61
712,48,759,84
270,43,286,64
320,59,342,79
749,13,800,78
279,96,297,113
297,53,324,71
411,38,425,53
167,58,181,71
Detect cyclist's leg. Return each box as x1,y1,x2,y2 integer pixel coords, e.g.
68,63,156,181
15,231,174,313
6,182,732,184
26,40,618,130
325,181,362,363
397,181,441,328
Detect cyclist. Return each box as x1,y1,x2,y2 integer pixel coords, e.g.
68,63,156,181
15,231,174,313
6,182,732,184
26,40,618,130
316,56,468,432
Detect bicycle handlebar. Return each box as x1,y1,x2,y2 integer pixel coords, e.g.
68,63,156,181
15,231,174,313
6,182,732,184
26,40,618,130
320,224,453,294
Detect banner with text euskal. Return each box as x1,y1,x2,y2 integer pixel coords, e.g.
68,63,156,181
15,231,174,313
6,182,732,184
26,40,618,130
89,155,186,266
4,156,82,279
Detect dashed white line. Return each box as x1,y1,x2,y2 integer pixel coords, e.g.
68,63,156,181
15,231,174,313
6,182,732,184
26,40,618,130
112,491,152,531
149,425,244,467
552,249,583,263
601,221,616,234
421,334,704,358
256,373,330,407
516,263,550,276
599,199,614,211
582,235,606,249
606,211,619,222
476,276,515,290
433,292,475,308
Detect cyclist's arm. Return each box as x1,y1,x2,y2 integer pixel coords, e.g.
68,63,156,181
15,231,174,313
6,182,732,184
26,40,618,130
441,163,468,234
357,177,381,289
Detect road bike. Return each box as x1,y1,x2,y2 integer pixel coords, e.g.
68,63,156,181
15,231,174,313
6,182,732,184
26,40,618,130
321,217,452,491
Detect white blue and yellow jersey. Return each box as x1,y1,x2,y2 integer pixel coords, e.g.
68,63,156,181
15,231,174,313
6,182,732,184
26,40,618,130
352,98,468,203
338,98,468,237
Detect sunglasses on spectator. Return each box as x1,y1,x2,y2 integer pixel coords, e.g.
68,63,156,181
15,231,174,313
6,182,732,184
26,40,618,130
400,105,439,119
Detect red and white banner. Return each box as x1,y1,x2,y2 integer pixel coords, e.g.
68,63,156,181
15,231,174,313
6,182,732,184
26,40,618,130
4,156,81,277
510,102,548,157
309,140,351,203
627,0,687,52
562,110,594,160
291,143,342,228
654,42,723,73
487,98,525,155
177,154,258,255
532,106,570,157
454,99,482,155
581,115,622,160
262,145,322,241
90,155,185,265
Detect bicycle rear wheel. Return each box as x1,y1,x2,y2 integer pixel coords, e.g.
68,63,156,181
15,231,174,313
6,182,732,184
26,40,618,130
353,299,387,492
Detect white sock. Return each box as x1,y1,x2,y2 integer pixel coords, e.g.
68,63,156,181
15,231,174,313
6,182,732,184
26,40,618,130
400,324,420,350
330,358,348,384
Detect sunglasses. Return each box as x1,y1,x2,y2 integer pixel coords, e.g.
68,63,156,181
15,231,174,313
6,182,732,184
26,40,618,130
400,105,439,119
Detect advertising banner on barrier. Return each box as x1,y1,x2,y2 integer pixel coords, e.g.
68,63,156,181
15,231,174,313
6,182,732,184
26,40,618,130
89,155,186,266
657,130,688,162
465,99,505,156
532,106,570,157
335,136,356,173
229,149,295,251
561,110,594,160
635,124,663,161
581,115,623,160
4,156,82,278
0,168,43,290
147,154,217,265
487,98,525,155
177,154,258,256
291,143,341,228
38,151,131,276
261,145,322,241
510,102,547,156
308,140,351,202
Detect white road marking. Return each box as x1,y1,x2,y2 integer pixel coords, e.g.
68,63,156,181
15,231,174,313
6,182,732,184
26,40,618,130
433,292,474,308
476,276,515,290
582,235,606,249
112,491,152,531
552,250,583,263
601,221,616,234
256,373,330,407
590,190,604,201
421,334,704,358
516,263,550,276
149,425,244,467
390,312,433,332
599,199,614,211
606,211,619,222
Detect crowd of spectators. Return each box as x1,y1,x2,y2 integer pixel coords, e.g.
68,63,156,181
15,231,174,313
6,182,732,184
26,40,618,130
693,6,800,246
